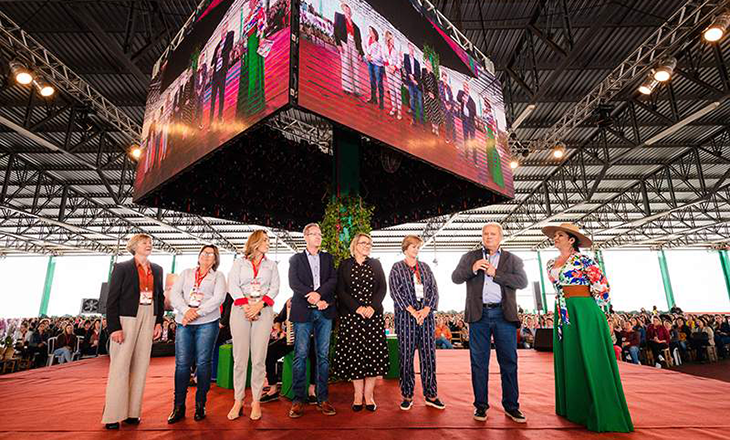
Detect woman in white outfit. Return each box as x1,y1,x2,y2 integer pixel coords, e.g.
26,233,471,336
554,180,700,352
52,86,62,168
227,230,280,421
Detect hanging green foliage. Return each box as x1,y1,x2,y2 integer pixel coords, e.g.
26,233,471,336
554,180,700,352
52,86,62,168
423,44,440,79
321,195,374,267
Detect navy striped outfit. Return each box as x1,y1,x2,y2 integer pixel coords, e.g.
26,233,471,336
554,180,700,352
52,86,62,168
388,260,439,399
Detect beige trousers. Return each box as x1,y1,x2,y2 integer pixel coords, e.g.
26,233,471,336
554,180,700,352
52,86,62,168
340,34,359,94
101,303,155,423
230,305,274,402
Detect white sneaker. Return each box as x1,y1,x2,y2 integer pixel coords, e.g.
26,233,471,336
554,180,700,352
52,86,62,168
655,362,662,368
658,355,665,362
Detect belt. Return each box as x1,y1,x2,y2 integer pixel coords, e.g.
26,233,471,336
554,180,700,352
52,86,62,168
483,302,501,309
562,285,590,298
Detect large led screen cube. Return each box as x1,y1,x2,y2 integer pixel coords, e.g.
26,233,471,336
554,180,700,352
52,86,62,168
133,0,291,199
297,0,514,198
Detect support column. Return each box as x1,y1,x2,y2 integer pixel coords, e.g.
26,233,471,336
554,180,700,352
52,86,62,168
107,255,115,282
536,251,548,313
658,249,676,310
38,256,56,316
719,250,730,304
333,127,360,197
171,254,177,274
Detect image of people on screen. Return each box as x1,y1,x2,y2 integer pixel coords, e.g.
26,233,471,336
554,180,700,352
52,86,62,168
298,0,511,194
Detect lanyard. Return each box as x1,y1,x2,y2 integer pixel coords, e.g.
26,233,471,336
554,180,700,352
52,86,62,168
194,267,208,289
251,256,264,279
406,261,421,284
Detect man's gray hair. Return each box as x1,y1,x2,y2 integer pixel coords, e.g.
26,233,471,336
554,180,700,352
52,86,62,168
302,222,321,236
482,222,503,235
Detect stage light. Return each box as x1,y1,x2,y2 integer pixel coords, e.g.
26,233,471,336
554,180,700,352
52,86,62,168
34,79,55,97
510,158,520,169
130,145,142,160
704,12,729,42
653,57,676,82
10,61,33,85
552,143,566,159
638,73,658,95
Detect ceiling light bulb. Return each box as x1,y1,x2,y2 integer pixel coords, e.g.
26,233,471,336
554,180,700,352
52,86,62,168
704,12,729,42
130,146,142,160
16,71,33,85
638,74,658,95
653,57,676,82
510,159,519,169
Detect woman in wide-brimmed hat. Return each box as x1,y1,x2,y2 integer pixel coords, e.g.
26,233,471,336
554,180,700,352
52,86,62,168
542,223,633,433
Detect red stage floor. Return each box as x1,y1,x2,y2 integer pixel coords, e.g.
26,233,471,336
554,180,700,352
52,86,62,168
1,350,728,439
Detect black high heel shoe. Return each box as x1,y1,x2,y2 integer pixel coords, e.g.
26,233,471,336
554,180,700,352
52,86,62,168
351,403,363,412
365,403,377,412
167,405,186,424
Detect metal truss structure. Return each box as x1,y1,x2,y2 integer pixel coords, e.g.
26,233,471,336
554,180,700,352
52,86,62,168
1,0,730,255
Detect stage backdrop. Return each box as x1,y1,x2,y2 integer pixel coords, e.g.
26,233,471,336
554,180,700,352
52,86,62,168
134,0,291,199
297,0,514,197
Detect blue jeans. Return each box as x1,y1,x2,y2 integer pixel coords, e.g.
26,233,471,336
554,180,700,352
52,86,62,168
174,320,220,406
293,310,332,404
367,62,384,107
469,307,519,412
53,347,72,364
435,336,453,349
624,346,640,364
408,83,424,123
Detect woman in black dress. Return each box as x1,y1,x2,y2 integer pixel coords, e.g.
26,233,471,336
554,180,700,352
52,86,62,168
334,233,390,412
421,59,442,136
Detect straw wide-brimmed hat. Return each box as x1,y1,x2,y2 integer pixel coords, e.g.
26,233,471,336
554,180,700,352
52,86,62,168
541,223,593,248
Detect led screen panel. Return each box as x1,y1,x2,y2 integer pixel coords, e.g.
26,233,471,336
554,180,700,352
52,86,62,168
298,0,513,197
134,0,291,199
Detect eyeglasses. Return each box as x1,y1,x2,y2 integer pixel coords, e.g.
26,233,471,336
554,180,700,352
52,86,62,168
306,232,322,237
358,241,372,247
201,252,216,257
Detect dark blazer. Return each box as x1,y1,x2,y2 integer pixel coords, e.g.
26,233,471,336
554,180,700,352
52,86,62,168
333,12,364,55
288,251,337,322
106,258,164,334
451,249,528,325
403,53,421,86
336,257,386,316
212,31,235,80
457,89,476,123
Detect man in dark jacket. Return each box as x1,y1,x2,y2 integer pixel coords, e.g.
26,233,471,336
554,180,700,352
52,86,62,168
452,223,528,424
287,223,338,418
210,23,235,123
457,81,477,160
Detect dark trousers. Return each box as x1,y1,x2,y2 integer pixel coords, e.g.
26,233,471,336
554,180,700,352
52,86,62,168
395,309,437,399
174,320,220,406
293,310,332,404
648,340,668,361
367,63,384,108
469,307,519,412
408,83,424,123
209,75,227,121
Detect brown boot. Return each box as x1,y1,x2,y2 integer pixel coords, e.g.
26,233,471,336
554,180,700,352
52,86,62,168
289,402,304,418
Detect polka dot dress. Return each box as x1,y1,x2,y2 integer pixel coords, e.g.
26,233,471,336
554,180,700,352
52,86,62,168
333,261,390,380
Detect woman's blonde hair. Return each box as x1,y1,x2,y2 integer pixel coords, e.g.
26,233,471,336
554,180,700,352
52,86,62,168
349,232,373,257
126,233,152,255
401,235,423,253
245,230,269,259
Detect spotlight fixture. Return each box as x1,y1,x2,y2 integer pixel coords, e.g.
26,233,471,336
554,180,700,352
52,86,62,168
9,61,33,85
510,158,520,169
653,57,676,82
704,11,729,42
33,79,55,97
638,73,659,95
130,145,142,160
552,143,566,159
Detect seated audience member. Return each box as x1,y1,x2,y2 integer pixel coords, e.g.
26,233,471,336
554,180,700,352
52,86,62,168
712,315,730,358
54,323,77,364
646,316,670,367
82,320,101,356
455,319,469,349
519,318,535,349
620,321,640,364
675,317,690,360
434,317,453,349
28,321,50,367
690,318,714,362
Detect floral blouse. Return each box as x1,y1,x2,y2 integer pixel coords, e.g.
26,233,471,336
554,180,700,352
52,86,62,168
546,252,610,339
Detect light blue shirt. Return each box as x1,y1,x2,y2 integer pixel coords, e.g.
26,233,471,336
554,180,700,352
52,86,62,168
482,248,502,304
306,250,321,291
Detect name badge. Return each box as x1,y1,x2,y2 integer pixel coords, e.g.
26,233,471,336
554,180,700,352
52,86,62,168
189,287,203,308
248,280,262,303
414,274,424,300
140,289,153,305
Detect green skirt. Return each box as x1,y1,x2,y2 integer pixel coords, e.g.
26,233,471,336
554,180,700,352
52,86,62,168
553,297,634,432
